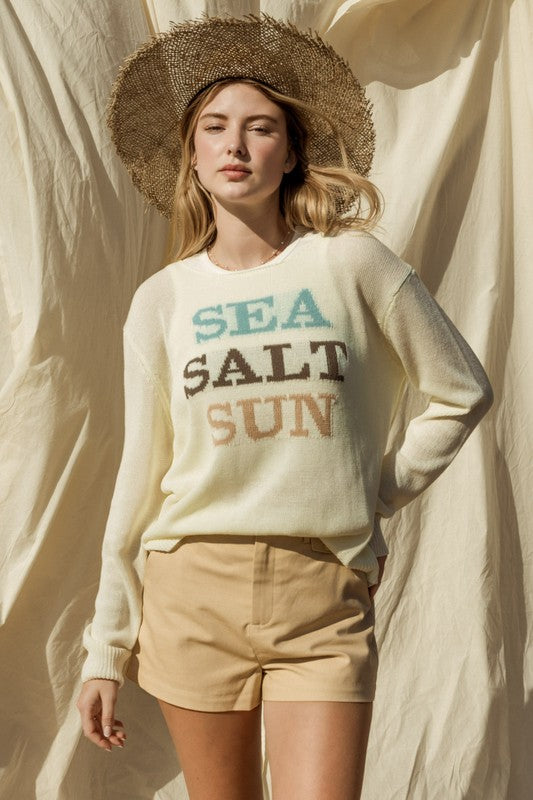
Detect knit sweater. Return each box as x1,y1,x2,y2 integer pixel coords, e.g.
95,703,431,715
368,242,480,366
81,227,493,685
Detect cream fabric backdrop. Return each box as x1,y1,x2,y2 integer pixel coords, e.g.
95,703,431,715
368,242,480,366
0,0,530,798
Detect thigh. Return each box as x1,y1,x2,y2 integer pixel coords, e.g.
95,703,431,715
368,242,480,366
263,699,373,800
158,698,264,800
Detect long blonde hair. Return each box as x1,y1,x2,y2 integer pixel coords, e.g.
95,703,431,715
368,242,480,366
162,77,383,265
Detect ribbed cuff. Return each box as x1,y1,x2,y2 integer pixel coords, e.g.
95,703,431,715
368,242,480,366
81,625,131,687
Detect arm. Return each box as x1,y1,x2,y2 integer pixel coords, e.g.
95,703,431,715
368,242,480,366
376,269,494,517
81,329,173,685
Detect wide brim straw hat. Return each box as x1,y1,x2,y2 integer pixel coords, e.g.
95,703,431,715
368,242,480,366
106,12,375,219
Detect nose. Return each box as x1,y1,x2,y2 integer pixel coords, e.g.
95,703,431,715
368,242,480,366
226,127,247,157
228,141,246,156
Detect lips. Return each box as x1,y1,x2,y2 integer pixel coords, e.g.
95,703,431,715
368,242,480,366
220,165,251,173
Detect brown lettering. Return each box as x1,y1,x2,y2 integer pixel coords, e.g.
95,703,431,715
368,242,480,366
289,393,337,437
183,353,209,398
236,395,286,440
212,348,263,389
263,343,310,383
207,402,236,445
310,341,347,381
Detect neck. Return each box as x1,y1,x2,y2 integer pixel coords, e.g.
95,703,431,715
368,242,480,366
209,198,290,270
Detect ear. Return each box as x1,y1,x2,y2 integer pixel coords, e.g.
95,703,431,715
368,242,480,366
283,149,298,174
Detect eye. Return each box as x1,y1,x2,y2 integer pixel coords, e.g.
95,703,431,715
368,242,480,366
204,125,224,131
251,126,270,134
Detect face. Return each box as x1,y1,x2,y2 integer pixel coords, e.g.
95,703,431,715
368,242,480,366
192,82,297,211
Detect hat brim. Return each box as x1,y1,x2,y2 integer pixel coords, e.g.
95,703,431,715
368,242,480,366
106,12,375,219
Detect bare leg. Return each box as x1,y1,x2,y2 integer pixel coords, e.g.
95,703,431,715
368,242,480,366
157,699,264,800
263,700,373,800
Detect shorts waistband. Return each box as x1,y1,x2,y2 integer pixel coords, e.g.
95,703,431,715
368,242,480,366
171,534,317,546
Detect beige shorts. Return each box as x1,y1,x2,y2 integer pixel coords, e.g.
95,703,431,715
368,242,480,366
126,534,378,711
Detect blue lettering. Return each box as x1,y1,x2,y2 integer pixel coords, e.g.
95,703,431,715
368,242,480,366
192,305,227,343
226,297,277,336
281,289,332,330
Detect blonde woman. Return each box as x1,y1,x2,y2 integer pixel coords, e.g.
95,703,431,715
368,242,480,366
77,15,493,800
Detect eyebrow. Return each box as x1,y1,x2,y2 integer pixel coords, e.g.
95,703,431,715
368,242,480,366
198,112,280,124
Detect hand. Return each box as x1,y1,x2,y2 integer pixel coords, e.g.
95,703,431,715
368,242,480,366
368,555,387,601
77,678,126,752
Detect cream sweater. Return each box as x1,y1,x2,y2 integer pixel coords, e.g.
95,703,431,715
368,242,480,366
81,227,493,685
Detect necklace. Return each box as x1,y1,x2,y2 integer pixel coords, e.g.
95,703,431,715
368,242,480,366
207,227,292,271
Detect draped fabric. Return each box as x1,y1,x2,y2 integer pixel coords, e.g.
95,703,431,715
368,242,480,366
0,1,529,797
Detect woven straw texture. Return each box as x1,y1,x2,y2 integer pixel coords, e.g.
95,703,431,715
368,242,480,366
106,12,375,219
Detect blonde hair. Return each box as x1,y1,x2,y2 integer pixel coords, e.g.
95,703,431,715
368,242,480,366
162,77,383,265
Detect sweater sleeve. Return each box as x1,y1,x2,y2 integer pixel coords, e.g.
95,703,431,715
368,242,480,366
367,514,390,557
81,329,173,685
375,269,494,518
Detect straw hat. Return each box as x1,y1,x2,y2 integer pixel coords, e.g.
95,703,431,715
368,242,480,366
106,12,375,219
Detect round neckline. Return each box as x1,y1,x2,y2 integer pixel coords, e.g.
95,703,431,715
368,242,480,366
180,226,311,275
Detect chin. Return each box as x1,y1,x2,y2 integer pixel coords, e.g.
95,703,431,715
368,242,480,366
212,189,260,206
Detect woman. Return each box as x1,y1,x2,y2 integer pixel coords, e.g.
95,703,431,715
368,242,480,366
77,15,493,800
